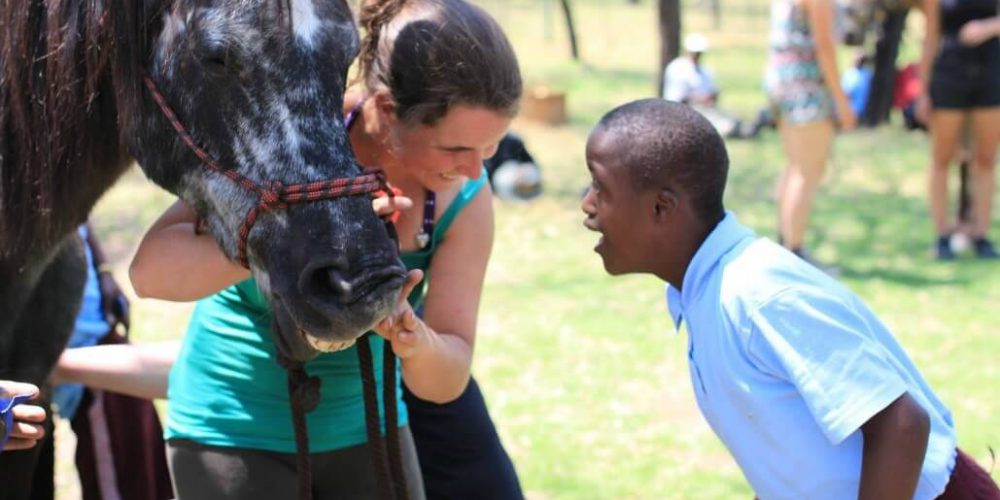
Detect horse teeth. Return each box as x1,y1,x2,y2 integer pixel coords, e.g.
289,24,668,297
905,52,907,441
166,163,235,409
305,334,355,353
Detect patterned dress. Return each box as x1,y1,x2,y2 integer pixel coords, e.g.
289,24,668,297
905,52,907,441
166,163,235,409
765,0,836,125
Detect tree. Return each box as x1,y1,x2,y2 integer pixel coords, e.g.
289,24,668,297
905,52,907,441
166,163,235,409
657,0,682,95
861,8,909,126
559,0,580,61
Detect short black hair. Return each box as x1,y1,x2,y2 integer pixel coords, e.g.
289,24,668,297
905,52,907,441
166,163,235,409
593,98,728,223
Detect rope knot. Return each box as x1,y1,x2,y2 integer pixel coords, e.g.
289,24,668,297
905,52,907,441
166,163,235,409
288,366,322,413
259,181,285,210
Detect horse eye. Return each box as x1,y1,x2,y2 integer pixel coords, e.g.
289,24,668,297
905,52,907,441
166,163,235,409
205,56,227,68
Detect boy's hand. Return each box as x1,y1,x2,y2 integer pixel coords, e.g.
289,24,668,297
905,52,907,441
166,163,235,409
374,270,430,359
0,381,47,452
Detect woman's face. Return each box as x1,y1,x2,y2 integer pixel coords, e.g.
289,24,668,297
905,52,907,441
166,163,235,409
389,105,512,191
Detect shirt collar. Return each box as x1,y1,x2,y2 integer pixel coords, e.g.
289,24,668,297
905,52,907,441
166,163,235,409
666,211,755,330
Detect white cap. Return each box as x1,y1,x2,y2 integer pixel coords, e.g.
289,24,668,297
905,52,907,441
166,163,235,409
684,33,710,53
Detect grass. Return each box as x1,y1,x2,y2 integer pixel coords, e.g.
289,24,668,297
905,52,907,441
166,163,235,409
71,1,999,498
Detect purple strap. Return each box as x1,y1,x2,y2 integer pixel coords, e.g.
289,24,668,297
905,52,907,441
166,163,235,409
416,192,436,249
0,392,35,453
344,98,366,131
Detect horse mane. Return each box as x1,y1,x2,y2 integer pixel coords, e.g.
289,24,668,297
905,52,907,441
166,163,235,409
0,0,159,263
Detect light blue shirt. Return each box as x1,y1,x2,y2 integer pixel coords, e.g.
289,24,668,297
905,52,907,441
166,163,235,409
666,212,956,500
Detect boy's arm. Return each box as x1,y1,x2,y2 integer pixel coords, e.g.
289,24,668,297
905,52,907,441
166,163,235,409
858,392,930,500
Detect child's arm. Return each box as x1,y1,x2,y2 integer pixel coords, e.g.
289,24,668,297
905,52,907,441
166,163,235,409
53,342,180,400
858,392,930,500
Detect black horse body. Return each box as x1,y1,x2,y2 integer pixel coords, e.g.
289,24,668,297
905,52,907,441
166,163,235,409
1,1,405,495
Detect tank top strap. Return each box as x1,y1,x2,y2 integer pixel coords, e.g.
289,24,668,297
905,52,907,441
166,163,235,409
430,167,489,246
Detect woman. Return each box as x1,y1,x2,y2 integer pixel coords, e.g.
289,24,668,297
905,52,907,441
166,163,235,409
766,0,856,272
916,0,1000,260
62,1,523,497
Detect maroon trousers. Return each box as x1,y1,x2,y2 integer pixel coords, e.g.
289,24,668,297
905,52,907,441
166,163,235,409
937,448,1000,500
69,330,173,500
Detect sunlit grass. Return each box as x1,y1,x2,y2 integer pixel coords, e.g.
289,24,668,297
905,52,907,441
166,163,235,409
75,2,999,499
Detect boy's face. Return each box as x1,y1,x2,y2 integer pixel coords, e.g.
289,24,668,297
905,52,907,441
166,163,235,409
581,131,655,275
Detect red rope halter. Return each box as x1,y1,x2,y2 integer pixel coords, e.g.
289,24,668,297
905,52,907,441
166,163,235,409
142,76,391,268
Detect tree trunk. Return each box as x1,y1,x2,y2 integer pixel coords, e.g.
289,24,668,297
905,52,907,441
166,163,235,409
861,8,908,126
657,0,682,95
559,0,580,61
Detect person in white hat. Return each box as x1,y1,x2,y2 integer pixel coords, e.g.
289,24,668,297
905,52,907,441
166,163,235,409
663,33,756,139
663,33,718,107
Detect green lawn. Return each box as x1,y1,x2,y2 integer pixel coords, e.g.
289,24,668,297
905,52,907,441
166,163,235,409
79,2,998,498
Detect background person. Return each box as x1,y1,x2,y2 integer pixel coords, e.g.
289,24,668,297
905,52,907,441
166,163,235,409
915,0,1000,260
663,33,762,139
766,0,857,273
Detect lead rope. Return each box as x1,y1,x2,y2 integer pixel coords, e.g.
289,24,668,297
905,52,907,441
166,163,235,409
277,354,322,500
383,336,409,500
145,76,408,498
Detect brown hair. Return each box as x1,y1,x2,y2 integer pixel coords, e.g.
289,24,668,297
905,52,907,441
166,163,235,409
356,0,522,126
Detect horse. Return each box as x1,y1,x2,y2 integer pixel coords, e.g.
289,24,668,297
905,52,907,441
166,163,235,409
1,0,406,496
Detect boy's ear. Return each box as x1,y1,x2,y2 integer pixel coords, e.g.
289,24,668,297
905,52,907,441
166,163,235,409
652,187,679,221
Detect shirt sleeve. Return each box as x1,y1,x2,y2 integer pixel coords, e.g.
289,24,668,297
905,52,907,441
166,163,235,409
663,60,687,102
745,288,908,445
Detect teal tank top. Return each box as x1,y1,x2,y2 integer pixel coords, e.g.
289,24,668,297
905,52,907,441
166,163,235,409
166,172,488,453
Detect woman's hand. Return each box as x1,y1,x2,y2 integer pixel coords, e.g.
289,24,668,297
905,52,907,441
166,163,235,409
0,381,46,452
959,18,1000,47
837,100,858,131
372,193,413,219
373,269,429,359
916,93,932,127
98,272,130,333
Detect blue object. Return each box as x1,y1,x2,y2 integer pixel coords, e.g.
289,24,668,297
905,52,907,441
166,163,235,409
53,225,110,420
1,392,35,453
841,66,873,115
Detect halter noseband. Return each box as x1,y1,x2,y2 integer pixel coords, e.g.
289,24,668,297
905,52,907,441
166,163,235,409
142,76,392,268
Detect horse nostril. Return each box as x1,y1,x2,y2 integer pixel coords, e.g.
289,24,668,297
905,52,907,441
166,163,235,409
326,269,352,301
300,260,354,305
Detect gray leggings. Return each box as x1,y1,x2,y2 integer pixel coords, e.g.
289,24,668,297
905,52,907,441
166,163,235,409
167,426,425,500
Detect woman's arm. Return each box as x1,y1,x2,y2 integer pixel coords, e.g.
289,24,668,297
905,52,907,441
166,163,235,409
130,196,412,302
52,342,180,400
129,200,250,301
959,15,1000,46
806,0,857,130
858,392,930,500
916,0,941,124
376,186,493,403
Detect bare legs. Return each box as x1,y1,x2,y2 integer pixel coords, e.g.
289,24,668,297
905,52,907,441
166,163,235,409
969,108,1000,239
777,119,835,250
927,106,1000,259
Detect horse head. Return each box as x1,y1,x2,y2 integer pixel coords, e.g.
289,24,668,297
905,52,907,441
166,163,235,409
131,0,405,362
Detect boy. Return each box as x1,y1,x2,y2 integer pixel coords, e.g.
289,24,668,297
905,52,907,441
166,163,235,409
580,98,999,499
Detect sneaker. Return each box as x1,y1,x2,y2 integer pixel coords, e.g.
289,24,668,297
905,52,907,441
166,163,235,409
973,237,999,259
792,247,841,277
935,235,956,261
